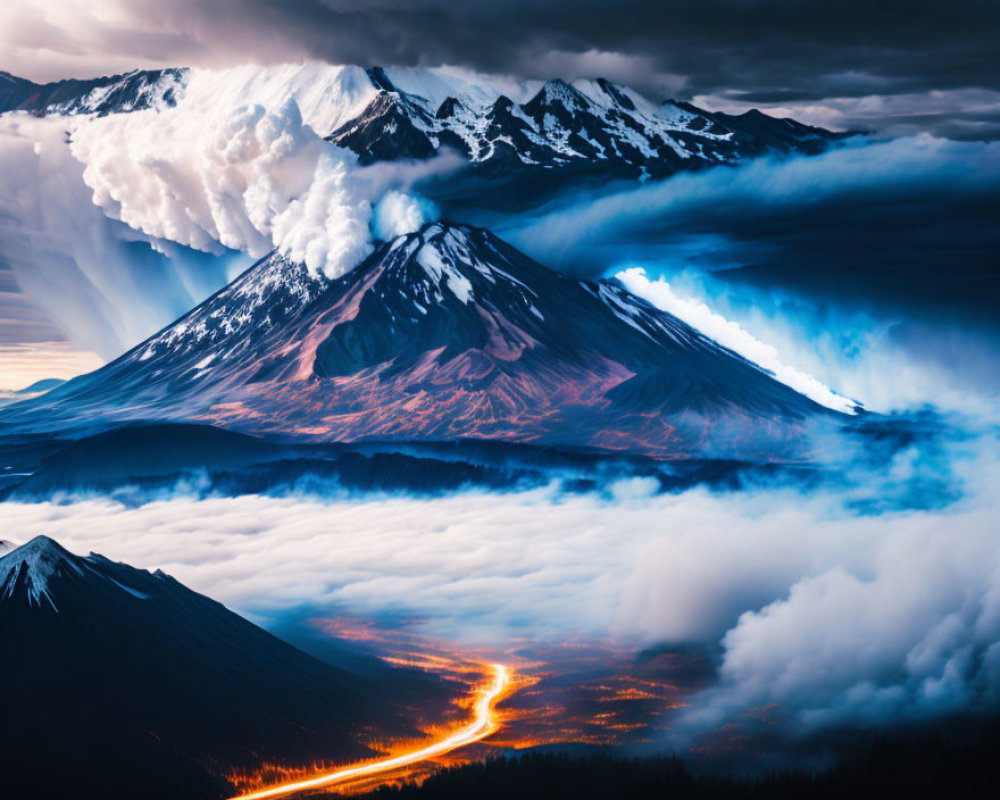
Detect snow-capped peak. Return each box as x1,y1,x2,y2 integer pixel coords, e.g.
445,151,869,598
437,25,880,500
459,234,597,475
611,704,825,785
0,536,154,612
530,79,591,112
389,224,536,305
0,536,81,611
133,251,326,363
414,230,475,304
3,63,847,182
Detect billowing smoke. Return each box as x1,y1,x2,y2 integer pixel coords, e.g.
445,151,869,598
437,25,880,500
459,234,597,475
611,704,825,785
371,191,440,241
0,114,239,357
679,511,1000,736
71,94,373,278
67,65,458,281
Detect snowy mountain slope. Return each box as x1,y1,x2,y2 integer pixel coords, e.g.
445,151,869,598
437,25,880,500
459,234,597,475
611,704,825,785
1,64,850,177
330,69,847,174
0,68,184,115
0,534,85,610
0,223,852,460
0,535,425,800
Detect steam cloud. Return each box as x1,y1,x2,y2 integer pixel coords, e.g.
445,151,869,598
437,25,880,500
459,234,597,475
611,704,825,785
0,114,238,357
372,191,440,241
68,65,456,280
71,92,373,279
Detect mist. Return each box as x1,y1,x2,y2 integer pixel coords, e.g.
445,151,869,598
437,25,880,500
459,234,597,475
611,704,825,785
1,420,998,745
496,134,1000,292
0,114,241,357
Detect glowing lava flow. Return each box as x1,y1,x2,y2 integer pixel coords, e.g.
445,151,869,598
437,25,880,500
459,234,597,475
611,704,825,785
232,663,510,800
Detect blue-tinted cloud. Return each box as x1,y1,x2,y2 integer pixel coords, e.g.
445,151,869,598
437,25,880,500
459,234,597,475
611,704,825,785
1,428,997,744
477,136,1000,415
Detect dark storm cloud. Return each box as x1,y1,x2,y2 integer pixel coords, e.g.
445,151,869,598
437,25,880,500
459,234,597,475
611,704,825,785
482,135,1000,327
4,2,1000,135
153,1,999,95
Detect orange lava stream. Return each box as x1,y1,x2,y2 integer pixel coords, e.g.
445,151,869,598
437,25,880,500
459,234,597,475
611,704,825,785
231,663,511,800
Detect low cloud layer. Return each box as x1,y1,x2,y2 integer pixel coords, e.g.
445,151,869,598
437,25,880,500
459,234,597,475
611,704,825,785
485,134,1000,415
2,431,999,741
695,86,1000,141
499,135,1000,289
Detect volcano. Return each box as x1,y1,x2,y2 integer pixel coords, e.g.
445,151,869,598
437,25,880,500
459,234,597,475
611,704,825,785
0,535,425,800
1,224,851,460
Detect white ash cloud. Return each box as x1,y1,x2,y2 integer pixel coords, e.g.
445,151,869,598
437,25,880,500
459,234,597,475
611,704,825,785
66,65,457,282
0,114,235,357
371,191,440,241
70,90,373,279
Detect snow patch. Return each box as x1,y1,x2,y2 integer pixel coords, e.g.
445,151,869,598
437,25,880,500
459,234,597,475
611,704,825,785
0,536,80,611
416,242,473,304
104,576,151,600
616,268,860,414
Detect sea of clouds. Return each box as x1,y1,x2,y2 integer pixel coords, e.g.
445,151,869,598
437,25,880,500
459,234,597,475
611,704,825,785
2,427,999,742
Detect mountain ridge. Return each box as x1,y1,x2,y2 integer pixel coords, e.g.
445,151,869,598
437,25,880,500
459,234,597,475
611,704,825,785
0,64,853,177
0,535,432,799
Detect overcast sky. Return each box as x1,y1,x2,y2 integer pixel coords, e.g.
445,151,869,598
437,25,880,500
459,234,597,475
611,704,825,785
2,0,999,138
